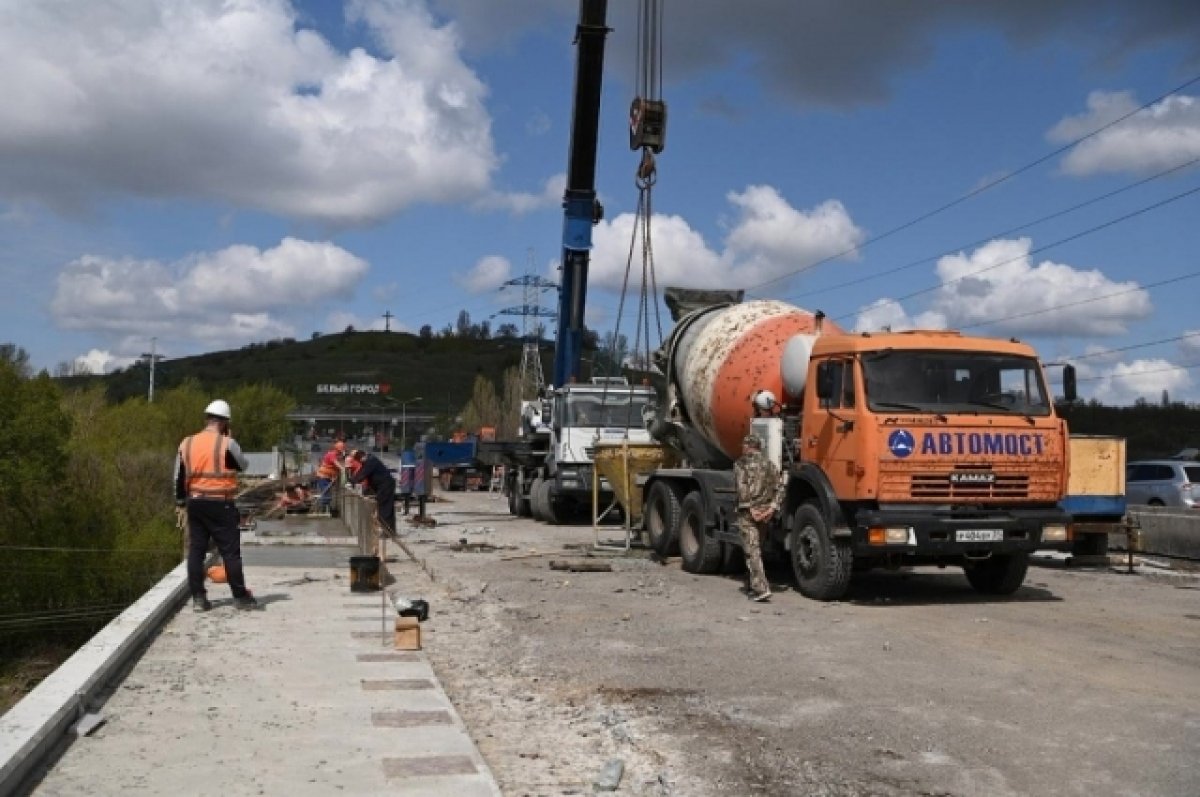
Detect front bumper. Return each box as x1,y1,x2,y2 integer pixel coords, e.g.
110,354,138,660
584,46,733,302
851,506,1071,558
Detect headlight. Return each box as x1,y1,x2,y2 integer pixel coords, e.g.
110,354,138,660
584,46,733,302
868,526,912,545
1042,524,1069,542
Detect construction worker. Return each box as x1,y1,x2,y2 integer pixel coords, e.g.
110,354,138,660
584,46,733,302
315,440,345,511
175,400,257,611
347,449,397,536
734,433,779,602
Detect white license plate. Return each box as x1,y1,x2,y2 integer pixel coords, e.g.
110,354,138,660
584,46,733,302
956,528,1004,543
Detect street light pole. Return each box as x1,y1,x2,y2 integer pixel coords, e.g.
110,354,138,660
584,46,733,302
399,397,423,451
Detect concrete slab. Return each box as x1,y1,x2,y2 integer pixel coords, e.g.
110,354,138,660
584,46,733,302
26,562,499,797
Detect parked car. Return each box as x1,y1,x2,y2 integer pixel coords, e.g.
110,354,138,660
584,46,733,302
1125,460,1200,508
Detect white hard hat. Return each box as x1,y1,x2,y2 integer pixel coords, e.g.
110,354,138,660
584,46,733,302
205,399,232,420
752,389,777,411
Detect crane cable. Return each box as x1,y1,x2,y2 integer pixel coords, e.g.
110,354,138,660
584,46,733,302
603,0,667,429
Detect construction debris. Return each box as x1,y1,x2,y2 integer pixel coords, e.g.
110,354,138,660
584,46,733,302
549,559,613,573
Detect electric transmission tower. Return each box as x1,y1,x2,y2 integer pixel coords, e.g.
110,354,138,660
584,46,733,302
493,250,558,398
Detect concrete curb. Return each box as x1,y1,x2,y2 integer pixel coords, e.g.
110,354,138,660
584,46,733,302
0,561,188,794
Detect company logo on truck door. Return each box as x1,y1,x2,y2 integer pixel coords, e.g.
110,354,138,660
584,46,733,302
889,430,1046,458
887,430,915,458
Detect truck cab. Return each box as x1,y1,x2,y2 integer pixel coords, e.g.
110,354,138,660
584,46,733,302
508,378,657,523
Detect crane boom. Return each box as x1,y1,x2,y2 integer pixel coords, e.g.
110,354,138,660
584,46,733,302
553,0,610,387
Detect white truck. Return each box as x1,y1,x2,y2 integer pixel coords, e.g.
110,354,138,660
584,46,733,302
487,378,657,524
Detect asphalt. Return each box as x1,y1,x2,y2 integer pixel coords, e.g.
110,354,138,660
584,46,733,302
27,515,499,797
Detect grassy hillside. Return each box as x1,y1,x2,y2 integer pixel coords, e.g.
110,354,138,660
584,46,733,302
65,331,562,418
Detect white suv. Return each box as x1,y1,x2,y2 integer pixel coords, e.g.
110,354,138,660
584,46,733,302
1125,460,1200,508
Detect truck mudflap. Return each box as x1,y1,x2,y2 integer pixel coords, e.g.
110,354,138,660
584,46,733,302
849,507,1071,557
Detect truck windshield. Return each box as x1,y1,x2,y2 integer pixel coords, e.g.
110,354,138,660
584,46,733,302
863,351,1051,416
567,394,651,428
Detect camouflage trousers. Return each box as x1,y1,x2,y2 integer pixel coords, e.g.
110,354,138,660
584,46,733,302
736,510,770,595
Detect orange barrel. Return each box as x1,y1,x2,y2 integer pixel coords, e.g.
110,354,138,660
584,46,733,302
666,300,840,460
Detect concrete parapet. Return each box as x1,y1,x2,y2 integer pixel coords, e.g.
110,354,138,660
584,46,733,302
0,562,188,794
1114,507,1200,559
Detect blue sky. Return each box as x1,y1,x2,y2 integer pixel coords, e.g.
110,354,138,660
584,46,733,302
1,0,1199,405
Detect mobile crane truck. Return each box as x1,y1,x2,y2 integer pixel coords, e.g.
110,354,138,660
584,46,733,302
640,292,1076,600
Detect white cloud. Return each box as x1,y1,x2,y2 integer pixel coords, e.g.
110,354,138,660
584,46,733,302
51,238,368,353
853,299,946,333
74,349,138,375
1181,329,1200,358
1050,91,1200,177
907,238,1150,336
588,185,864,291
474,173,565,214
324,310,394,333
0,0,497,224
455,255,511,293
1075,358,1192,406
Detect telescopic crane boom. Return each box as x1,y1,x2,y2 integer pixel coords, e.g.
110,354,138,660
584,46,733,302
553,0,610,387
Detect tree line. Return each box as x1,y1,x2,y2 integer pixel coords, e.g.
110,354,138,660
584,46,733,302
0,345,293,676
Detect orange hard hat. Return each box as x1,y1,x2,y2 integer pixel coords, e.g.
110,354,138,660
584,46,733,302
207,564,228,583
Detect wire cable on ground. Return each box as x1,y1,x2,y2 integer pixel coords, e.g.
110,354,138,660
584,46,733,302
748,71,1200,295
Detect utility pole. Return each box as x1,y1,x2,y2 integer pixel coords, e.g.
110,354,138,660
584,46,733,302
399,397,422,451
141,337,163,403
383,310,394,332
495,249,558,399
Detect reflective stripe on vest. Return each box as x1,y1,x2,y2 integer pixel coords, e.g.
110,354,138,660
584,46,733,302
181,429,237,499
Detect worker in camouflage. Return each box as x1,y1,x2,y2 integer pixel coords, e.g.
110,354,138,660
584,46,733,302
734,433,779,601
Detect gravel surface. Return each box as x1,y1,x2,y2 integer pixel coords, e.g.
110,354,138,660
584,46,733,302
392,491,1199,796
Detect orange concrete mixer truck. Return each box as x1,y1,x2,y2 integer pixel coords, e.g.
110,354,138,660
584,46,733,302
641,289,1076,601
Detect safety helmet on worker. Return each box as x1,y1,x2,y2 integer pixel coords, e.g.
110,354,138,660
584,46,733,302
743,433,763,450
205,399,232,420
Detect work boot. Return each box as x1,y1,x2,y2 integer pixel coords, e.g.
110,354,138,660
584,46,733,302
751,590,772,603
234,591,258,611
192,595,212,613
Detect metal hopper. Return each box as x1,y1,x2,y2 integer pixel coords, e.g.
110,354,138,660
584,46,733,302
591,440,678,527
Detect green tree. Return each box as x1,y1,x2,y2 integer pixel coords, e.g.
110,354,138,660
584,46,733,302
459,374,502,432
228,383,295,451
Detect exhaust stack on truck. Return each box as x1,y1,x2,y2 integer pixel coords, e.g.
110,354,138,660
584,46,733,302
641,291,1075,601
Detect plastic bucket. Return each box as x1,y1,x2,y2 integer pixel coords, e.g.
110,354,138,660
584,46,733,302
349,555,381,592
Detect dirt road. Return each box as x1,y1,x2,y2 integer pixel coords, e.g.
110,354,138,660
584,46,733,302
395,491,1199,796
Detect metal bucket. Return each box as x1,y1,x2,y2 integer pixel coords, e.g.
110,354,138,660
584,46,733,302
592,441,677,525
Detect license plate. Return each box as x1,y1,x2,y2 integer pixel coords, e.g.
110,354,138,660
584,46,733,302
956,528,1004,543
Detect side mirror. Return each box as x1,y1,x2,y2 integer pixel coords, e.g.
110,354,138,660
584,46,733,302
1062,364,1077,403
816,362,834,401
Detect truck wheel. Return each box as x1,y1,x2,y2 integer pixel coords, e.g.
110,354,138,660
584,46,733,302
963,553,1028,595
516,489,532,517
530,478,548,521
1071,534,1108,558
721,541,746,574
544,485,568,525
644,481,682,556
788,503,852,601
679,492,722,574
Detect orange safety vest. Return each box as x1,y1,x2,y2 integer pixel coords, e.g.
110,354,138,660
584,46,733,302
180,429,238,500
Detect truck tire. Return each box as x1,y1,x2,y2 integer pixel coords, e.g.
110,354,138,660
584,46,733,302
644,481,682,556
507,486,531,518
543,484,569,525
679,492,722,574
963,552,1029,595
788,503,853,601
721,541,746,574
530,478,548,521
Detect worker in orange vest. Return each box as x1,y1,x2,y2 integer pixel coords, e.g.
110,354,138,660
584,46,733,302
174,400,257,612
315,440,346,510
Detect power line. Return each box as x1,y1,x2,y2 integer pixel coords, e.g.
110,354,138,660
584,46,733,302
834,182,1200,323
1074,361,1200,384
748,71,1200,295
1066,331,1200,362
959,270,1200,331
792,156,1199,302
